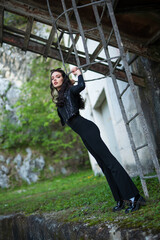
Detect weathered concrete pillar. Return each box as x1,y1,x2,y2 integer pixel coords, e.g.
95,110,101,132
136,57,160,158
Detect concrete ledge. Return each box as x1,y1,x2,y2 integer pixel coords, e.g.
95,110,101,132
0,213,160,240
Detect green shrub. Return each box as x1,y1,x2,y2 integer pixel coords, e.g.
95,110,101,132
0,56,88,166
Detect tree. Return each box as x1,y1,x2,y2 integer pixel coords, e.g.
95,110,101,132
0,56,88,166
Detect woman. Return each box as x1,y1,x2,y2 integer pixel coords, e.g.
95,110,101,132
50,66,146,213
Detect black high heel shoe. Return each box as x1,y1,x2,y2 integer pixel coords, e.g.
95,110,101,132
125,194,146,213
112,200,125,212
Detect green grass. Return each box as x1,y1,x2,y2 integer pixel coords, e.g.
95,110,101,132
0,169,160,232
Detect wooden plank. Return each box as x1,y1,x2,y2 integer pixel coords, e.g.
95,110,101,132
84,42,103,71
23,16,34,51
90,43,103,62
3,31,145,87
0,6,4,45
4,25,47,43
65,33,80,61
43,26,55,58
55,31,64,47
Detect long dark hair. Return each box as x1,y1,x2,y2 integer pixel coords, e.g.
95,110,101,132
50,68,84,109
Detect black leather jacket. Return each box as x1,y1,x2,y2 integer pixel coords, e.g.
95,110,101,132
57,74,85,126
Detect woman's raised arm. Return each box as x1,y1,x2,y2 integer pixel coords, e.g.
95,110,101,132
70,67,85,94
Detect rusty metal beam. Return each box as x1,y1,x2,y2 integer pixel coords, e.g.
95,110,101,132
4,25,46,43
4,25,121,70
3,25,109,62
0,0,50,24
3,31,145,87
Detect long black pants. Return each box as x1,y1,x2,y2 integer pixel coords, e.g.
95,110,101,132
67,115,139,201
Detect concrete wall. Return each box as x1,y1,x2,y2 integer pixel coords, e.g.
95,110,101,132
68,37,156,177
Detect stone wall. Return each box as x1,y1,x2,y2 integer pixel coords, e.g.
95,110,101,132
0,148,45,188
0,213,160,240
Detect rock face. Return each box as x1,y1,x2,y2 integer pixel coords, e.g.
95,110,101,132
0,43,35,85
0,213,160,240
0,42,46,188
0,44,35,121
0,148,45,188
0,170,9,189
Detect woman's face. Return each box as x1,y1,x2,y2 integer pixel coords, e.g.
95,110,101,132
51,71,64,91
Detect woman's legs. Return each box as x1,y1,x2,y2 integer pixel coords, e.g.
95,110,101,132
82,138,123,201
68,116,139,201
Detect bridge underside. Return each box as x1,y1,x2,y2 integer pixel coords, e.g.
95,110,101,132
0,0,160,87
